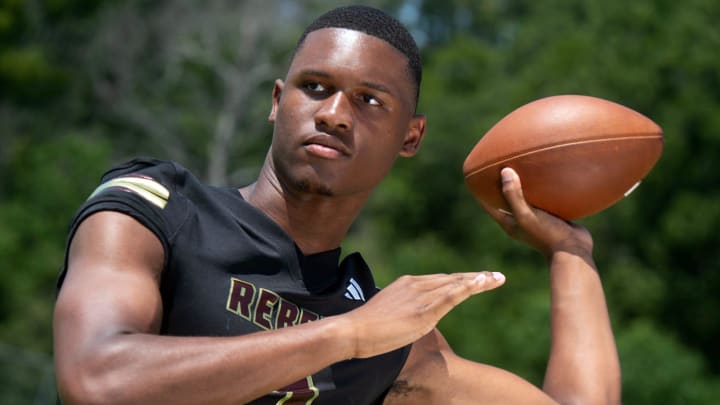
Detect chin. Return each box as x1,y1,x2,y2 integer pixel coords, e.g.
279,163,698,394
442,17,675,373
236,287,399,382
272,154,339,197
290,178,335,197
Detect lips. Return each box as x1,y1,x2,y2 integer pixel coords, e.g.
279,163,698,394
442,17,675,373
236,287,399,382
302,134,351,159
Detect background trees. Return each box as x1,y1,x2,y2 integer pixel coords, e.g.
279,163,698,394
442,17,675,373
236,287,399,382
1,0,718,403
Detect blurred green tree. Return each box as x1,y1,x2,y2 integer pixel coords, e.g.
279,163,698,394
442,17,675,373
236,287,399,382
1,0,718,403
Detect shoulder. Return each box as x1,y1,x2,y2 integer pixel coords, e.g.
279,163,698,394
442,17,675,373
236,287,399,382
82,156,208,227
59,158,198,285
72,157,196,244
92,157,192,203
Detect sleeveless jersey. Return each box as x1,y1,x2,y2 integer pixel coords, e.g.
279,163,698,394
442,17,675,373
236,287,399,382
58,157,410,404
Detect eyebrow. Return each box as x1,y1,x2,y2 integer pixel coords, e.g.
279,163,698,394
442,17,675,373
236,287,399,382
360,80,393,95
298,69,395,96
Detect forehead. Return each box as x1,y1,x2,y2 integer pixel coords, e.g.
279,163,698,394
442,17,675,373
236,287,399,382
289,29,414,98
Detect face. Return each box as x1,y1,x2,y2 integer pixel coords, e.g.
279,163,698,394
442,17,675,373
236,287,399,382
267,28,426,198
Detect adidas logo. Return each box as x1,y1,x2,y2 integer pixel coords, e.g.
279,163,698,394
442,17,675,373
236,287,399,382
344,278,366,302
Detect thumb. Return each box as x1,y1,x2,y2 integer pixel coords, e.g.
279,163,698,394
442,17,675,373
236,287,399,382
501,167,532,217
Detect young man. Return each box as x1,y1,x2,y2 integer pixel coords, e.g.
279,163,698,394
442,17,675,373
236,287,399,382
54,5,620,404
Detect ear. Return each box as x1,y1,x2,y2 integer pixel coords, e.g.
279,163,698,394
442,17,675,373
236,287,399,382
398,114,427,157
268,79,284,123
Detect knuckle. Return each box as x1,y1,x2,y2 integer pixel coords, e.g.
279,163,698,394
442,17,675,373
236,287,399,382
396,274,415,286
448,279,473,300
411,302,434,324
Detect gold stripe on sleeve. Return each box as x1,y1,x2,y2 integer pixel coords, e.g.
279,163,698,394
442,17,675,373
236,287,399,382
88,176,170,209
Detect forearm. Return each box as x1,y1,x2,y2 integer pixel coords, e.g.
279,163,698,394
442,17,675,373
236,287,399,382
543,251,621,404
57,316,352,405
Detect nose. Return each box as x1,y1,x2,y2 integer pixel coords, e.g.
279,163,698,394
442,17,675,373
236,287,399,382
315,91,353,133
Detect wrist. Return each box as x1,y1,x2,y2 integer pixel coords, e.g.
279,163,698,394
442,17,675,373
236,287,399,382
318,314,358,360
545,232,594,264
549,248,597,273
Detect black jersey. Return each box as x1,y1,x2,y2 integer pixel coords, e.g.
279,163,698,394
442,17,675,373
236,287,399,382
59,157,410,405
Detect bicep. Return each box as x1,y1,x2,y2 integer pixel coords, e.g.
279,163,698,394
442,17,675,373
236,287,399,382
386,329,557,405
54,211,166,366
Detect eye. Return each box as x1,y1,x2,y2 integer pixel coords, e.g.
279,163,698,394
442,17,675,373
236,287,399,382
361,93,382,106
303,81,327,94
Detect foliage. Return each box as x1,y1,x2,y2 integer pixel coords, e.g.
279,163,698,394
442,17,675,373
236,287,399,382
618,320,720,404
1,0,718,403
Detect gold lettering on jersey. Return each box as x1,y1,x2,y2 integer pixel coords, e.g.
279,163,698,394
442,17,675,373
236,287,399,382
226,278,256,321
226,277,321,330
275,375,319,404
254,288,279,330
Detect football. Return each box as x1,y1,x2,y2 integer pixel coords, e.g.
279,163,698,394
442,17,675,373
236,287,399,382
463,95,664,220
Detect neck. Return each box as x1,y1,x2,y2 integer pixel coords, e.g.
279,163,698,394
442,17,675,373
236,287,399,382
240,166,370,255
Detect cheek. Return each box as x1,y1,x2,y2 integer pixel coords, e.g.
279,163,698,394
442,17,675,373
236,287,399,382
354,131,406,174
274,92,307,127
362,120,409,157
271,102,311,150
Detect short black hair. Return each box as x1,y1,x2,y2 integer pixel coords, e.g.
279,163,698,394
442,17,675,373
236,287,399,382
294,5,422,104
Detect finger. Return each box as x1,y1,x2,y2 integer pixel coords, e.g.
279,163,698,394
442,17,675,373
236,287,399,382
438,271,506,291
500,167,533,219
470,271,506,293
435,271,506,309
405,272,505,293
